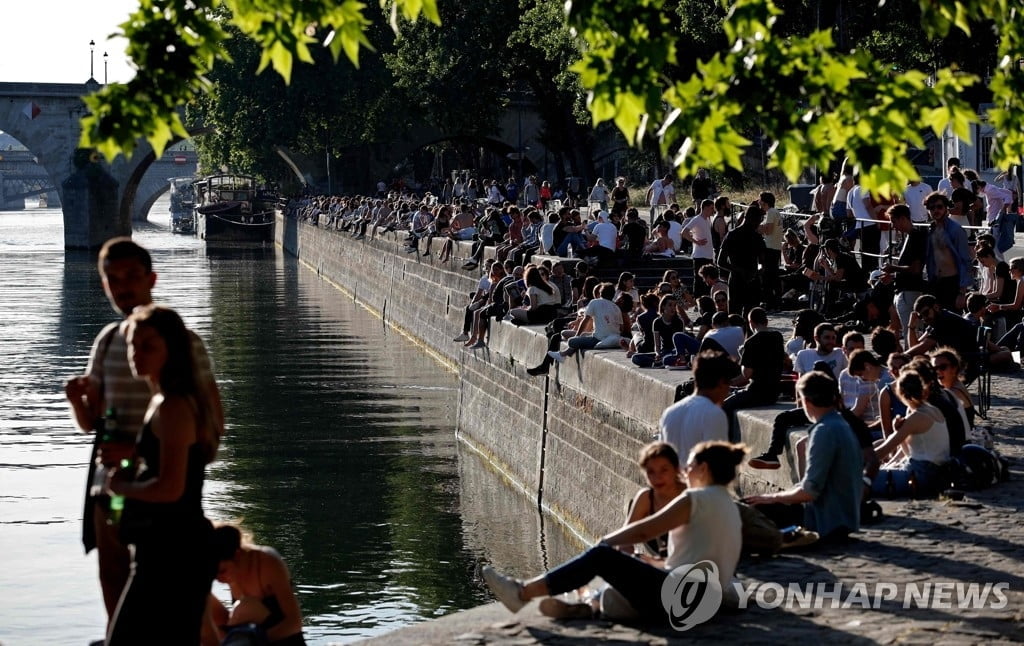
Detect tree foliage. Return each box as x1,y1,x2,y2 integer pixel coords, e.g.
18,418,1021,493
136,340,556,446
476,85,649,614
568,0,1024,193
82,0,1024,195
382,0,516,137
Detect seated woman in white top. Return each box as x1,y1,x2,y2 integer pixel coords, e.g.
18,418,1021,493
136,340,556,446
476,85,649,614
507,267,562,325
481,441,746,623
871,370,951,498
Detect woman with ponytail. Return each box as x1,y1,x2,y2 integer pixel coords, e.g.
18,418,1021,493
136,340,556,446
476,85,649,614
480,441,747,621
871,369,951,498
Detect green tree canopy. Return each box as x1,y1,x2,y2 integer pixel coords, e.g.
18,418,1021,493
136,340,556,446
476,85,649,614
82,0,1024,195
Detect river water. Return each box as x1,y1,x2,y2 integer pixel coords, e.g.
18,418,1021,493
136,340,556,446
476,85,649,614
0,201,579,645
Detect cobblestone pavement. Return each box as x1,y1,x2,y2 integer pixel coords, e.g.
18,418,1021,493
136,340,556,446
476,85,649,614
364,368,1024,645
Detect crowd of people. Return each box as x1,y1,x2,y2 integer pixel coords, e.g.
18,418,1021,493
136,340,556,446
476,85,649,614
283,164,1018,625
65,239,306,646
76,160,1021,637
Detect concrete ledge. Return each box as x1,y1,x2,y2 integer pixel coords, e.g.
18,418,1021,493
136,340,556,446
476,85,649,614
734,405,809,495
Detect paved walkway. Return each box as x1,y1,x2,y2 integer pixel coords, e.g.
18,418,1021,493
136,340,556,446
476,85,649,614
362,364,1024,644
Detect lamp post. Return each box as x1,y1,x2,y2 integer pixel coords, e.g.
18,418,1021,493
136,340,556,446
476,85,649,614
89,40,95,81
103,52,108,85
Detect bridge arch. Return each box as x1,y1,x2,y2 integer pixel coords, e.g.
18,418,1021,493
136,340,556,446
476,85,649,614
119,127,208,223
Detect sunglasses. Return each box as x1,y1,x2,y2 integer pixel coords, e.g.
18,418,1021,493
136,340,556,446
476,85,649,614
714,297,728,302
933,362,952,371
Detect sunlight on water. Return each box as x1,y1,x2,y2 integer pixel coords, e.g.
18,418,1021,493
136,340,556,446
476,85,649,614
0,200,578,645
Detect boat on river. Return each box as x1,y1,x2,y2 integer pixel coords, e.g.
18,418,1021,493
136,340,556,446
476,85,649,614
194,174,275,243
168,177,196,234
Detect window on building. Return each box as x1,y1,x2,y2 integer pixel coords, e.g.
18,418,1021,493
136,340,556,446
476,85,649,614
980,135,996,171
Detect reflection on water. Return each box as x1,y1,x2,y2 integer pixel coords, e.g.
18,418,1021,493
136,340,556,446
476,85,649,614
0,207,581,645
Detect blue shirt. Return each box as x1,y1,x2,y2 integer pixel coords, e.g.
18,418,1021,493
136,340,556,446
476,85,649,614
925,218,972,289
801,409,862,538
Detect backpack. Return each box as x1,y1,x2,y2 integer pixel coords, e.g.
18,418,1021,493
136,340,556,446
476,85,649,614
947,444,1008,491
736,502,783,555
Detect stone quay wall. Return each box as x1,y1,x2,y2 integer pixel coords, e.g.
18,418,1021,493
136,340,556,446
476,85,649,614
276,214,798,541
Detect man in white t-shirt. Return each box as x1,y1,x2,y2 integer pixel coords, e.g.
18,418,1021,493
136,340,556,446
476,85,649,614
659,350,740,459
936,157,960,197
793,323,848,376
847,179,880,270
703,312,745,360
547,282,623,364
903,180,931,223
576,211,619,266
682,199,716,295
758,191,784,306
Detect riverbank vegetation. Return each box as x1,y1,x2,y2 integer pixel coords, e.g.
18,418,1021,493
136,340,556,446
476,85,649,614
80,0,1024,194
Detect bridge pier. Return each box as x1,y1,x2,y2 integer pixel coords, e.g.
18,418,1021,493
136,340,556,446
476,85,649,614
61,152,124,249
0,172,26,210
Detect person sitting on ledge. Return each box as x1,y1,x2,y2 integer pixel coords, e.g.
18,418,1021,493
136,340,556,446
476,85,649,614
871,369,951,499
506,266,562,325
464,262,516,349
701,312,744,360
659,351,740,459
480,440,746,621
721,307,785,422
548,441,688,620
630,295,685,368
697,264,729,301
642,221,675,258
203,524,306,646
625,292,660,359
527,282,621,375
744,371,863,545
907,294,1015,382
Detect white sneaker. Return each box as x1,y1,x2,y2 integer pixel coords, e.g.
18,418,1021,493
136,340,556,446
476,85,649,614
453,333,469,342
482,565,525,613
547,351,565,363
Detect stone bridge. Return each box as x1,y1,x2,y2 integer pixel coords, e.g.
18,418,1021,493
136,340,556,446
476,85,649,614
0,81,198,248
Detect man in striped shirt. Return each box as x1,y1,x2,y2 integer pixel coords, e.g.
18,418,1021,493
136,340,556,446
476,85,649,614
65,237,223,627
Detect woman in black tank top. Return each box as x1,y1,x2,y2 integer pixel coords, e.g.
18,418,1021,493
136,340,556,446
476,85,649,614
624,442,686,561
106,306,221,646
207,524,307,645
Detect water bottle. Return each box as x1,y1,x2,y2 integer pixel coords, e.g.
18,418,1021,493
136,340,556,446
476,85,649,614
100,407,121,443
89,408,119,497
107,458,132,527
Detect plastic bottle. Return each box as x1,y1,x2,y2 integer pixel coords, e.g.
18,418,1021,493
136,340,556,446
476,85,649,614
107,458,132,527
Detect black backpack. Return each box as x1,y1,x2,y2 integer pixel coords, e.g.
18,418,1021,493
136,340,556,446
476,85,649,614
947,444,1008,491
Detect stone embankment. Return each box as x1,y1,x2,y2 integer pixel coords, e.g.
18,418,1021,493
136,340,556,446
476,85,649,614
277,215,1023,644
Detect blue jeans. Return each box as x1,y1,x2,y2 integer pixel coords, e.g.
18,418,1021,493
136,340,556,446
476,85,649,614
871,459,946,498
544,545,668,620
994,212,1018,254
660,332,700,366
557,232,588,256
566,335,602,355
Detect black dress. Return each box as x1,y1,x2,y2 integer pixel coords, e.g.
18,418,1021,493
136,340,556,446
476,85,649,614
107,419,214,646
